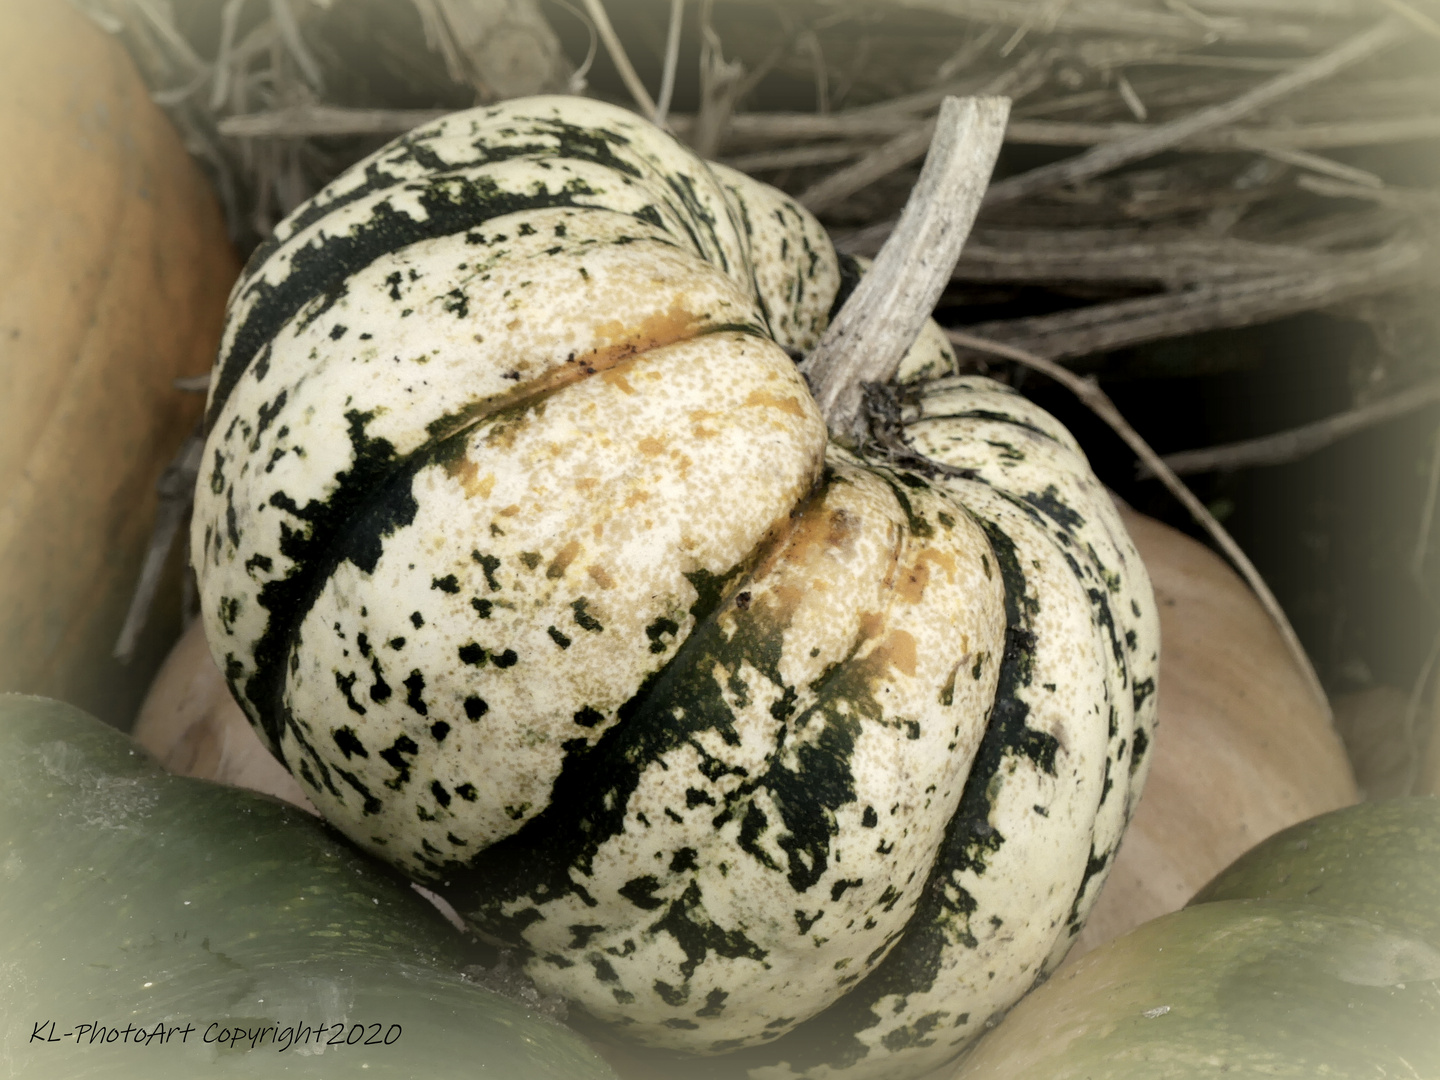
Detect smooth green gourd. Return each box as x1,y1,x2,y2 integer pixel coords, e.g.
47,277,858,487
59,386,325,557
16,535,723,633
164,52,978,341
951,799,1440,1079
0,693,617,1080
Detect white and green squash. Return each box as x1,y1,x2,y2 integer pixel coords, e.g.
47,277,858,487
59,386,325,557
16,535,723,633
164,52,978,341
191,95,1159,1079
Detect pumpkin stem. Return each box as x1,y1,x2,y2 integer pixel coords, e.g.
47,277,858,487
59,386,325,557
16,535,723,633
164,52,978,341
799,94,1010,446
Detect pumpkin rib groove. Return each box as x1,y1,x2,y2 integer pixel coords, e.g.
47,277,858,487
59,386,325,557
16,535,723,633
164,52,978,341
422,494,811,924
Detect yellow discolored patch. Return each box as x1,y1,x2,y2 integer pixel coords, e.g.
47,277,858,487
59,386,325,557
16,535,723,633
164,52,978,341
877,628,918,678
443,454,496,498
547,539,582,579
587,298,703,371
894,560,930,604
744,389,807,418
499,504,521,517
603,369,637,395
588,564,615,589
638,436,667,457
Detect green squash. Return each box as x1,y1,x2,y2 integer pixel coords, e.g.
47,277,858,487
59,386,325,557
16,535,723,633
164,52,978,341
1191,797,1440,947
0,693,617,1080
949,799,1440,1079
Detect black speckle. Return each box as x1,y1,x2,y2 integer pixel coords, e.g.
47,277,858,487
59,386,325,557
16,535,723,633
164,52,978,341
458,642,487,665
431,574,460,594
335,671,366,715
410,611,424,628
430,721,451,742
492,648,518,668
830,879,862,902
333,726,368,759
329,324,348,340
464,696,489,720
519,551,542,570
574,706,604,728
548,625,572,649
368,657,392,703
669,847,699,873
472,550,502,590
404,670,428,715
389,636,406,649
618,876,666,910
472,597,493,618
685,787,715,808
795,909,824,933
571,598,603,632
861,806,878,828
456,783,478,801
569,924,605,949
380,734,419,789
734,591,751,611
432,780,452,807
646,616,680,654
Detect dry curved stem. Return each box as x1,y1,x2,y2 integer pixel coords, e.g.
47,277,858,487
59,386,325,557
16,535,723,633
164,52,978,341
580,0,656,118
800,95,1011,445
653,0,684,127
945,326,1333,721
1147,377,1440,476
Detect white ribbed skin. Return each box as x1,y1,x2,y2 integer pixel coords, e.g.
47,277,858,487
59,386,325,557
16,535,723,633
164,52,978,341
192,96,1157,1078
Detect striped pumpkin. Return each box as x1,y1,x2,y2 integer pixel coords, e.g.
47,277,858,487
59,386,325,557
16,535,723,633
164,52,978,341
192,96,1158,1080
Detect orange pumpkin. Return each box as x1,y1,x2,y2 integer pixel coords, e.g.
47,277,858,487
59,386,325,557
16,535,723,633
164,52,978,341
0,0,239,726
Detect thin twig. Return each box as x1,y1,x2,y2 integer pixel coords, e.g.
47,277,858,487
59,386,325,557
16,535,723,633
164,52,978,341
945,326,1332,718
581,0,657,117
1143,377,1440,476
219,104,449,137
1003,113,1440,150
797,48,1053,215
1298,174,1440,211
957,238,1427,361
209,0,249,110
113,426,206,663
689,2,745,160
798,117,940,215
951,232,1315,285
799,96,1011,443
270,0,324,90
653,0,684,126
985,16,1406,205
1253,144,1384,188
1374,0,1440,43
722,142,872,173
